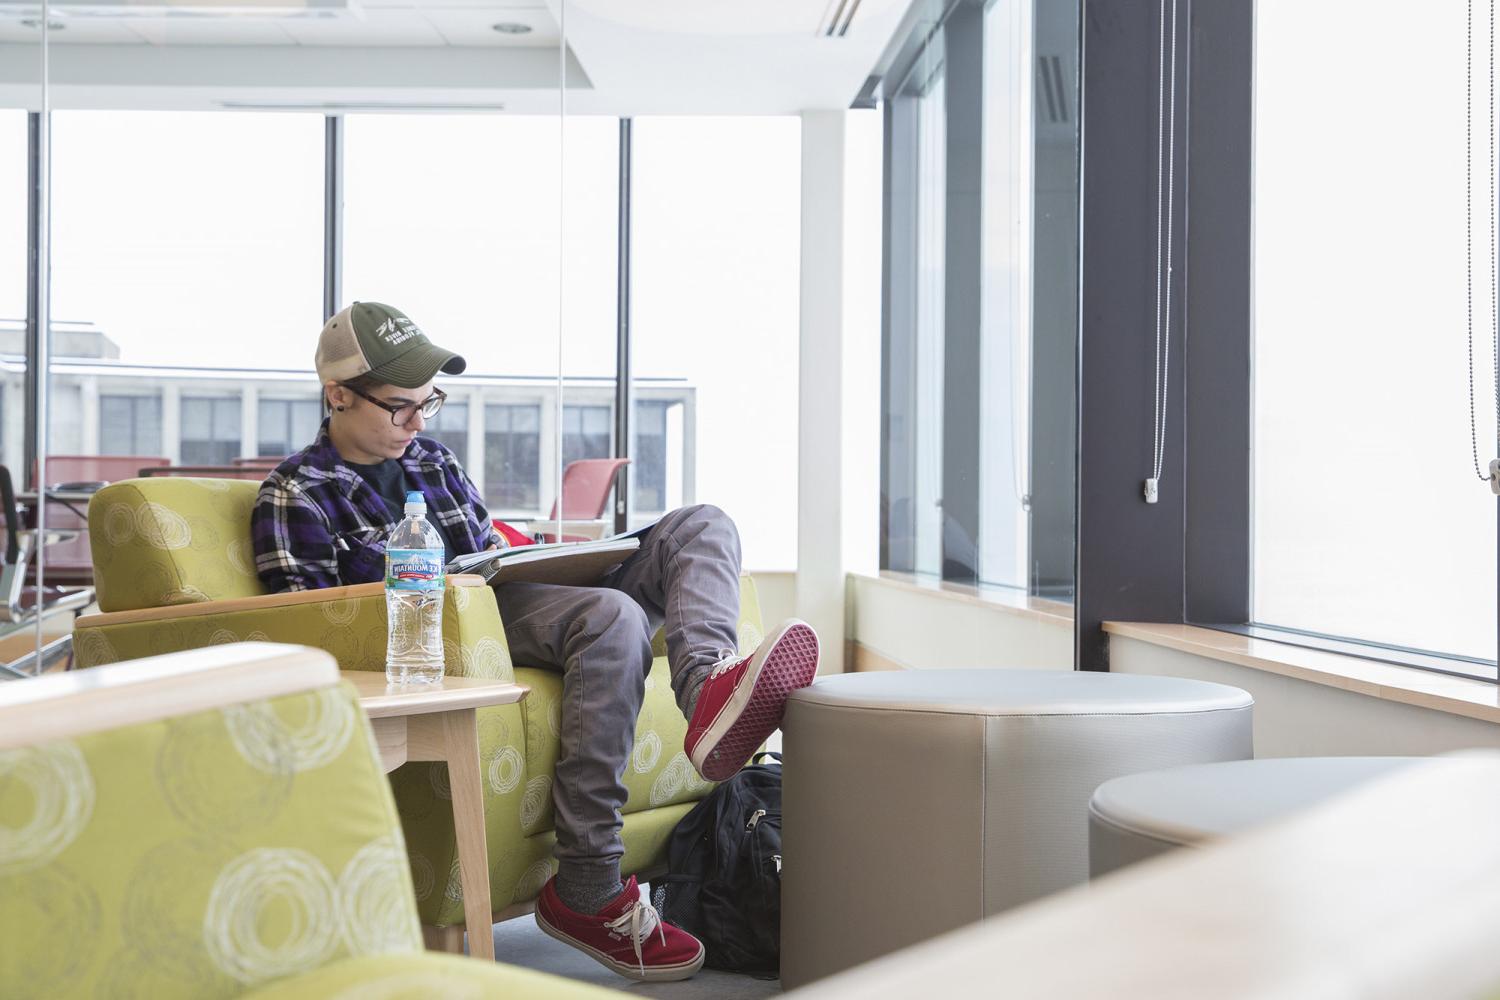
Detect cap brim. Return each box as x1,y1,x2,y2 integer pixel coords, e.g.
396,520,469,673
367,342,467,388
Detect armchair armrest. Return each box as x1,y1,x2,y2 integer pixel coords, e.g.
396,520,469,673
72,575,515,682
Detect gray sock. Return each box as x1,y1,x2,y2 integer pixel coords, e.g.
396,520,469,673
556,862,625,916
683,672,708,717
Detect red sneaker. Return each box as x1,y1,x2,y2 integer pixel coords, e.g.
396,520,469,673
535,875,705,982
685,619,819,781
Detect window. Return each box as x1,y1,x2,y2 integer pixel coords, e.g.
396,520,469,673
422,401,469,464
883,22,947,580
485,403,541,511
1251,1,1495,663
880,0,1079,597
50,112,323,371
258,398,321,458
0,112,24,331
563,404,611,467
99,395,162,456
343,116,619,381
632,117,802,567
1,113,25,476
180,396,241,465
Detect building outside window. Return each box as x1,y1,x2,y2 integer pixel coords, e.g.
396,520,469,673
485,403,541,511
562,404,612,467
180,395,241,465
99,395,162,456
257,398,322,458
421,401,469,462
633,399,672,514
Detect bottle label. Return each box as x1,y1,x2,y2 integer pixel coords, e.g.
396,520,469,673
386,548,445,591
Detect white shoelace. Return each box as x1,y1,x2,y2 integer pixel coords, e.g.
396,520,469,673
707,647,740,680
605,896,668,977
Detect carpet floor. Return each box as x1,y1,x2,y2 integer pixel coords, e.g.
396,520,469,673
486,905,784,999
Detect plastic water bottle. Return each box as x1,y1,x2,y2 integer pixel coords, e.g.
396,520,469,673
385,491,445,686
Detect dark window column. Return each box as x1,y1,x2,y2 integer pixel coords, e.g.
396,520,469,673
939,1,984,583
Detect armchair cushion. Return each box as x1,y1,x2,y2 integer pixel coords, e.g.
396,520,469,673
88,478,265,612
0,680,422,999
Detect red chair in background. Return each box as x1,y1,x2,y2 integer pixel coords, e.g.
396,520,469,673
32,455,169,587
519,458,631,543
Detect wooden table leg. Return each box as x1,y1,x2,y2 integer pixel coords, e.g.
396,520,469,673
441,707,495,961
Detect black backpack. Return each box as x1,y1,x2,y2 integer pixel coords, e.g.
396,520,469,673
652,752,782,976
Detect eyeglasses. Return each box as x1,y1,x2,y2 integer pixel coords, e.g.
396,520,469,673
342,384,447,426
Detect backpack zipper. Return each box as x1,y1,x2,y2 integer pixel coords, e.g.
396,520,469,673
747,809,767,830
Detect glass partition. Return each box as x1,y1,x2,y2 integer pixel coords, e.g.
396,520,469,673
1,5,42,672
16,0,570,669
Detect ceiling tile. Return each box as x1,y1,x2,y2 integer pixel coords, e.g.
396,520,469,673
124,19,296,45
422,6,557,47
280,9,444,45
0,18,143,44
360,0,547,8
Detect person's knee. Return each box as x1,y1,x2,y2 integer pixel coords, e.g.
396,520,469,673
679,504,740,547
582,589,652,645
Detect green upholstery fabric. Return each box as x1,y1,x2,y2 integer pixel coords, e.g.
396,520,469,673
87,479,266,613
75,580,513,682
76,478,768,928
240,952,616,1000
0,682,422,1000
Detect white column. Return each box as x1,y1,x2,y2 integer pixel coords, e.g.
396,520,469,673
795,109,883,677
796,111,848,674
161,383,181,464
467,388,486,493
80,376,99,456
242,385,259,459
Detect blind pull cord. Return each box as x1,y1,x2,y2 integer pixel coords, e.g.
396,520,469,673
1146,0,1179,505
1468,0,1500,494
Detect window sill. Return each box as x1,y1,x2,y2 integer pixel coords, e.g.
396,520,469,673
870,570,1074,628
1104,621,1500,727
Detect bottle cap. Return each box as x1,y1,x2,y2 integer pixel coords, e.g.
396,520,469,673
403,490,426,515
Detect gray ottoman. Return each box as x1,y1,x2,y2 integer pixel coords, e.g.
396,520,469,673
1089,756,1423,878
779,669,1254,988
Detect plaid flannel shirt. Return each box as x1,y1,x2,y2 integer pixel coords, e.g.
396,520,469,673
252,420,498,592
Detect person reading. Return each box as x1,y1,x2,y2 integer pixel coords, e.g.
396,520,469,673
251,301,819,981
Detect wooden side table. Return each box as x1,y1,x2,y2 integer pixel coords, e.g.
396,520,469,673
342,670,529,962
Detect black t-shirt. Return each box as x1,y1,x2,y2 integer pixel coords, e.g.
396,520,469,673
348,458,460,566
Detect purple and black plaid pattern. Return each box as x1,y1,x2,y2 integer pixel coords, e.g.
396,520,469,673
252,420,497,593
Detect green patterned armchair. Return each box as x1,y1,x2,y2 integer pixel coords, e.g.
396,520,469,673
0,642,614,999
70,478,765,948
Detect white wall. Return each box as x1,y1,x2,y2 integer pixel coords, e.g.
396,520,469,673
1111,636,1500,757
849,575,1072,671
750,571,796,634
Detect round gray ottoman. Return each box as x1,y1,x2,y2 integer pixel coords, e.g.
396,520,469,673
1089,756,1423,878
778,669,1254,988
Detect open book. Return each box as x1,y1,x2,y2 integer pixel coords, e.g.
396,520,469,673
445,523,653,587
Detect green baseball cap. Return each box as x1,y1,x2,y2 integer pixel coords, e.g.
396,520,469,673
315,302,466,389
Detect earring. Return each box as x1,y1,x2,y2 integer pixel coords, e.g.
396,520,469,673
336,405,345,412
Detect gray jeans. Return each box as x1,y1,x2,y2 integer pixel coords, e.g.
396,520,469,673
493,504,743,878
